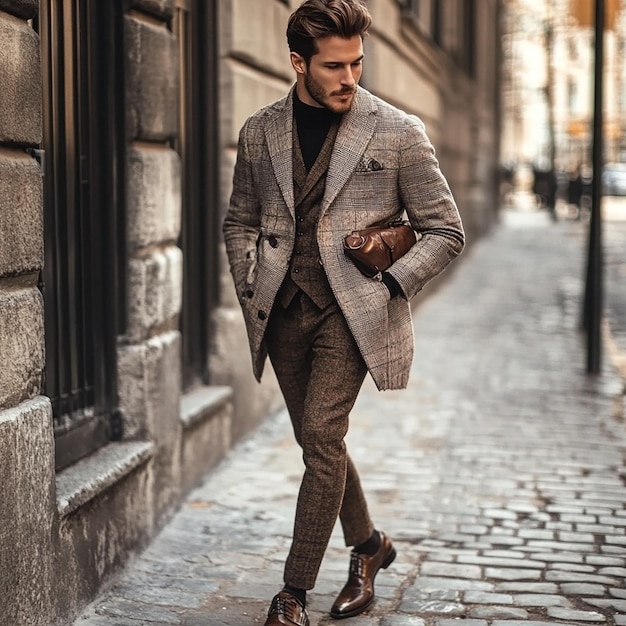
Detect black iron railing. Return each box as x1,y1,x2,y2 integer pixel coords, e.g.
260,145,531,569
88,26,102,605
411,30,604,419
39,0,126,471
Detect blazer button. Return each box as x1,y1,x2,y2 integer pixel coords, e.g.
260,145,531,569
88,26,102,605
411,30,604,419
268,235,278,248
245,289,254,298
258,310,267,320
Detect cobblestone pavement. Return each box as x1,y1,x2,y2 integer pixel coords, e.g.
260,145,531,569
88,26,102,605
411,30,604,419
76,208,626,626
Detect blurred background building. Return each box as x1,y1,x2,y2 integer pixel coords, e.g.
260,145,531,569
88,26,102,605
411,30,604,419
1,0,501,623
501,0,626,197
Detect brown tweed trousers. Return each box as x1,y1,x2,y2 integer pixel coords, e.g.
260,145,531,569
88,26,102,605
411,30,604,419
223,85,465,589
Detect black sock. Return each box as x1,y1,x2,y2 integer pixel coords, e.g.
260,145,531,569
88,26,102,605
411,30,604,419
282,584,306,607
354,529,381,555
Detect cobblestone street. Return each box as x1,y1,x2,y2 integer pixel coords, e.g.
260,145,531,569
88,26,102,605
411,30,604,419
76,208,626,626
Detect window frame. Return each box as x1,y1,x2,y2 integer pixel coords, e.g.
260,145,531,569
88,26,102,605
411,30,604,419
39,0,126,471
174,0,221,391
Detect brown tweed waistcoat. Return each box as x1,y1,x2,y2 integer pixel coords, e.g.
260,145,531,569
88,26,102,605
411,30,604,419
278,120,339,310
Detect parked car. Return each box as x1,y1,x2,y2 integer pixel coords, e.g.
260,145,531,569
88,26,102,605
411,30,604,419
602,162,626,196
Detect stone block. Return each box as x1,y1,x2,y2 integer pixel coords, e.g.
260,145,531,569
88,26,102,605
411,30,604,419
0,149,43,276
53,448,155,624
180,386,232,494
118,331,182,442
0,13,41,145
127,0,174,20
367,37,441,125
368,0,401,39
0,397,55,626
221,59,290,147
116,331,182,526
208,304,282,443
125,15,178,141
0,0,38,19
126,245,182,343
228,0,292,77
127,144,181,250
0,287,44,409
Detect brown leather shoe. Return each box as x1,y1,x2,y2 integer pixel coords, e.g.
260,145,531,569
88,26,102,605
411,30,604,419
264,591,310,626
330,531,396,619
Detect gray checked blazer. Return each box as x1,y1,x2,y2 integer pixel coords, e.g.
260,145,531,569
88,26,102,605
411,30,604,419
223,85,464,391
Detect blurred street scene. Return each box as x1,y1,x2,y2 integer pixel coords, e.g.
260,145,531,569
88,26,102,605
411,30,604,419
500,0,626,219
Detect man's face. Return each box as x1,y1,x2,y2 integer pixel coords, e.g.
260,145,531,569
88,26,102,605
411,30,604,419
291,35,364,114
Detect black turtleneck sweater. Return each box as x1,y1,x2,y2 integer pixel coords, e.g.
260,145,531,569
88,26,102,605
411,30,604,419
293,91,338,172
292,91,402,299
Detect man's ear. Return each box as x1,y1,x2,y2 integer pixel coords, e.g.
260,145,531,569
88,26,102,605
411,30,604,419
290,52,306,74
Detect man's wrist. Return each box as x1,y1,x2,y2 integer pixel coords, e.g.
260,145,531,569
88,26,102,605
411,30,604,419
381,272,402,298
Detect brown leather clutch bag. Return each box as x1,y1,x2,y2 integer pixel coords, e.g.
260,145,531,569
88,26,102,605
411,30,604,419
343,222,416,278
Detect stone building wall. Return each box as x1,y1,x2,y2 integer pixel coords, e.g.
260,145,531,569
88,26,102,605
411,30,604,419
0,1,233,624
0,1,54,624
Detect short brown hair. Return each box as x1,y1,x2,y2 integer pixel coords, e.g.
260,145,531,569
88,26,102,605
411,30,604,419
287,0,372,63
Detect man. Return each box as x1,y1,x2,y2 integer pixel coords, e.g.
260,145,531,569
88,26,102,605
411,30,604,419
223,1,464,624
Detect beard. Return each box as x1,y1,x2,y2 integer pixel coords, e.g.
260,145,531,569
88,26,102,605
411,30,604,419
304,71,356,114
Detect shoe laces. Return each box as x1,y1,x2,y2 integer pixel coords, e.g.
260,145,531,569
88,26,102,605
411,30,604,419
275,595,286,610
349,551,365,576
269,593,304,621
270,595,288,614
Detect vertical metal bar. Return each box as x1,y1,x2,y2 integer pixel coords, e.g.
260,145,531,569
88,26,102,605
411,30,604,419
75,0,91,412
584,0,604,374
78,0,92,411
179,0,218,389
88,0,123,416
58,0,73,417
200,0,221,384
112,0,128,339
204,1,222,314
87,0,105,414
62,0,80,416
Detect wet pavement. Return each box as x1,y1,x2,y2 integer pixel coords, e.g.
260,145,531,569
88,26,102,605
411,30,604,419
75,206,626,626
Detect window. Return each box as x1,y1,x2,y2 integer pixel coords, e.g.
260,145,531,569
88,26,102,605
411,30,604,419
174,0,220,390
400,0,434,36
398,0,416,12
431,0,476,76
462,0,477,77
38,0,126,471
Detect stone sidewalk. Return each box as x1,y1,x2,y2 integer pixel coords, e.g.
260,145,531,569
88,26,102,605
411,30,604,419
76,209,626,626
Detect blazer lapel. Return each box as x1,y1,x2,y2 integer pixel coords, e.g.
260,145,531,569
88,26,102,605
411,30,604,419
322,87,378,212
265,88,296,217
